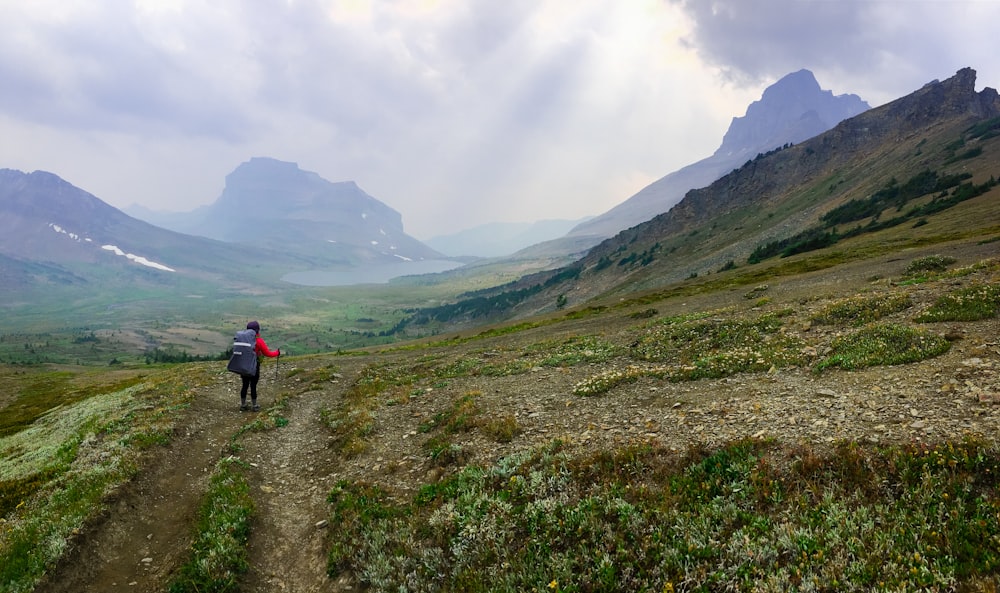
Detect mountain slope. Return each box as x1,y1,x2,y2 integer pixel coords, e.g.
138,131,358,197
553,67,1000,309
566,69,870,241
403,68,1000,330
0,168,312,293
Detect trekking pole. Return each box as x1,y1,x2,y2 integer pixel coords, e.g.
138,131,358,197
275,350,280,380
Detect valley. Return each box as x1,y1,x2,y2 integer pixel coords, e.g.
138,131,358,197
2,67,1000,591
6,237,1000,592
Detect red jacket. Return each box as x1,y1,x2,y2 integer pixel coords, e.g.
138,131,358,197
255,335,280,358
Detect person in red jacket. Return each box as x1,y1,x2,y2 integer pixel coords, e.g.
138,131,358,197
241,320,280,411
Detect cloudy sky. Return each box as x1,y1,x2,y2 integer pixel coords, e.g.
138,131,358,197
1,0,996,239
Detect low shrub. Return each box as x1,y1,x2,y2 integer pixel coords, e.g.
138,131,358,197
903,255,957,277
324,438,1000,592
810,292,913,326
815,323,951,372
915,283,1000,322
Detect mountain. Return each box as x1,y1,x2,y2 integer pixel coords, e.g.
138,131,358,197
0,168,312,293
400,67,1000,329
137,157,444,265
426,69,871,289
566,69,870,241
424,217,592,258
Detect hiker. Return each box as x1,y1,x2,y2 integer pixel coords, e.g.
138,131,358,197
237,320,280,411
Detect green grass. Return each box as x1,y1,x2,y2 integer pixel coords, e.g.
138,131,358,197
417,391,520,460
168,457,255,593
0,370,148,437
524,335,621,367
600,313,803,388
0,368,200,593
421,393,482,465
573,365,645,397
323,438,1000,592
463,335,619,377
0,273,482,367
321,365,388,457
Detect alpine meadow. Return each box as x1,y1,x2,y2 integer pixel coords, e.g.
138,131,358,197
4,67,1000,592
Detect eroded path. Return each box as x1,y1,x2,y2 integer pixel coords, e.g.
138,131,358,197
238,358,363,592
34,373,247,593
32,357,361,593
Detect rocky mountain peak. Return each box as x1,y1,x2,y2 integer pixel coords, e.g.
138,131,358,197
567,69,869,241
179,157,442,263
216,157,386,226
906,67,999,117
714,69,870,159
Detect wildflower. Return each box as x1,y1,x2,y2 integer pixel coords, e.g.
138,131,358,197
549,579,559,590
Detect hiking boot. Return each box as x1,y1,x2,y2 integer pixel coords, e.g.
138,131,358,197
252,404,260,412
240,403,249,412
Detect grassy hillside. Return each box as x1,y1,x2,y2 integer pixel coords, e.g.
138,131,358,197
396,92,1000,333
4,71,1000,591
3,238,1000,591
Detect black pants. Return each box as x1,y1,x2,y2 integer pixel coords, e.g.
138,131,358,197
240,368,260,403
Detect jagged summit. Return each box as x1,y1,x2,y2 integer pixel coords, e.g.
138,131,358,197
568,69,870,240
572,67,1000,299
413,67,1000,328
714,69,869,159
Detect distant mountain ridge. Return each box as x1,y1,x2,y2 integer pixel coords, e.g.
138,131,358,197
567,69,870,240
0,168,307,291
556,67,1000,305
135,157,444,265
398,67,1000,330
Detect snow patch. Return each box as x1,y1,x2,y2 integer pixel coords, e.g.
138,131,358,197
392,254,413,262
370,240,379,245
101,245,175,272
49,223,82,241
49,223,174,272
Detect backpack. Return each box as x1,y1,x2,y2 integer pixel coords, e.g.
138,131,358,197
227,329,259,376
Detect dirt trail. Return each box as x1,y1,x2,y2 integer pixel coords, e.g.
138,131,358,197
238,359,362,593
33,358,360,593
34,376,247,593
29,244,1000,592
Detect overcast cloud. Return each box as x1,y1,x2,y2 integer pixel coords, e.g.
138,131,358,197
0,0,995,238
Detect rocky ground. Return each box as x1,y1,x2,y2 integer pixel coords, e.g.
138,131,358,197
33,241,1000,593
